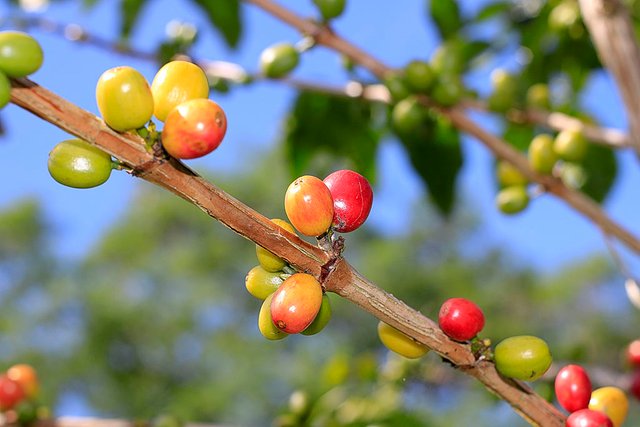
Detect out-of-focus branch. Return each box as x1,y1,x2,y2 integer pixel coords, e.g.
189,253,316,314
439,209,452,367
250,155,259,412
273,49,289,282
578,0,640,155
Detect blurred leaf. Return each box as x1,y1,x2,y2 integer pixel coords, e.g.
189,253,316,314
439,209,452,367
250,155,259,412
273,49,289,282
400,114,463,216
580,143,617,203
503,123,534,151
475,1,509,21
284,91,380,181
429,0,462,40
119,0,147,40
191,0,242,48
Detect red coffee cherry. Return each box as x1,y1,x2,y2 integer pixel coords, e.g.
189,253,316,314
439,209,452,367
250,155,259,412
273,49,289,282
566,409,613,427
554,364,592,413
270,273,323,334
438,297,485,341
0,374,25,410
323,170,373,233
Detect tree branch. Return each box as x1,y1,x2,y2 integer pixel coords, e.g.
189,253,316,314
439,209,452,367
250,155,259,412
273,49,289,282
9,77,565,426
578,0,640,155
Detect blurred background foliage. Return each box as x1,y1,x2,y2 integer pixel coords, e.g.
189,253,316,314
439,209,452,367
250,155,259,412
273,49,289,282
1,0,640,425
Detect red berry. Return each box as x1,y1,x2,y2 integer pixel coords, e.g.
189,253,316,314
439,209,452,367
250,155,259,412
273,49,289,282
626,339,640,367
554,364,592,413
0,375,26,410
566,409,613,427
323,170,373,233
438,297,485,342
629,370,640,401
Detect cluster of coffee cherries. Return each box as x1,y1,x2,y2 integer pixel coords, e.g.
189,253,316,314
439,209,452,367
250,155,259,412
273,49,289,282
495,128,589,215
246,169,373,340
0,31,44,110
0,364,46,425
555,363,629,427
378,297,555,384
48,60,228,189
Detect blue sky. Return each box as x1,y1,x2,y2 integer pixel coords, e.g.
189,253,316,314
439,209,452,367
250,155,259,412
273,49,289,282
0,0,638,280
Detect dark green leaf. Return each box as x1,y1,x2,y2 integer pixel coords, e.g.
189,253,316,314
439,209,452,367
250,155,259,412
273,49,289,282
502,123,534,151
580,143,617,203
429,0,462,40
191,0,242,48
475,1,509,22
283,92,381,182
119,0,147,40
400,114,463,216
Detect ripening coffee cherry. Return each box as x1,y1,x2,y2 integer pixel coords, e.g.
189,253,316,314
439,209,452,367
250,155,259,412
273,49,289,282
256,219,297,272
151,60,210,122
284,175,334,237
259,43,299,79
493,335,552,381
496,186,529,215
438,297,485,342
0,374,25,410
554,129,588,162
301,294,332,336
554,364,592,413
0,31,43,77
528,133,558,174
588,387,628,427
258,293,288,340
496,160,528,187
526,83,551,110
48,139,113,189
245,265,284,300
625,339,640,367
404,60,435,93
0,71,10,110
323,169,373,233
312,0,346,20
270,273,323,334
96,66,154,132
161,98,227,159
377,321,429,359
566,409,613,427
6,364,38,399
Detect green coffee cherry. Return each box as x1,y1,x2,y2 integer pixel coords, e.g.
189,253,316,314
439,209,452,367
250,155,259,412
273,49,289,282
384,72,411,103
301,294,331,335
488,69,517,113
528,134,558,174
404,60,435,93
259,43,300,79
554,129,588,162
391,96,426,136
48,139,113,189
0,71,9,110
558,162,587,190
312,0,346,20
526,83,551,110
496,160,528,187
431,76,464,107
431,39,465,75
496,186,529,215
0,31,44,77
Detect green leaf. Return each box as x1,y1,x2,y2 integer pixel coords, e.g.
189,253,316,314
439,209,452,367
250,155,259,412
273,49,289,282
475,2,510,22
119,0,147,40
580,143,617,203
283,92,381,182
503,123,534,151
191,0,242,48
400,114,463,216
429,0,463,40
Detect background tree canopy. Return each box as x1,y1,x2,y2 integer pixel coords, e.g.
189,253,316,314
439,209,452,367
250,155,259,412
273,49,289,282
0,0,639,426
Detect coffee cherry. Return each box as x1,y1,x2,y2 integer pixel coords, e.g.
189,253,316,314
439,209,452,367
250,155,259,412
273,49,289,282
438,297,485,342
391,96,426,136
270,273,323,334
323,169,373,233
312,0,346,20
377,321,429,359
0,375,25,410
496,186,529,215
301,293,332,336
554,364,592,413
96,66,154,132
151,60,209,122
259,43,299,79
256,219,296,272
6,364,38,399
487,69,517,113
0,31,43,77
48,139,113,189
258,293,288,341
161,98,227,159
625,339,640,367
245,265,284,300
629,370,640,401
558,162,587,190
588,387,628,427
496,160,528,187
404,60,435,93
431,75,464,107
554,129,588,162
566,409,613,427
384,72,411,103
0,71,10,110
494,335,552,381
528,134,558,174
431,39,465,76
526,83,551,110
284,175,334,237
